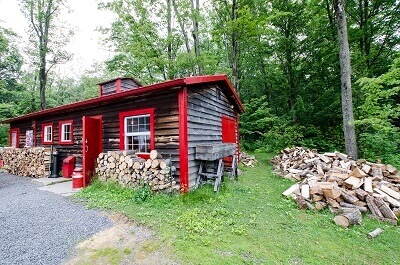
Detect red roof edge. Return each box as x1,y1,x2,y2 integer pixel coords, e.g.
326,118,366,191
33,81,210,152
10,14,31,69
97,77,143,87
185,74,245,113
3,78,185,123
2,74,244,123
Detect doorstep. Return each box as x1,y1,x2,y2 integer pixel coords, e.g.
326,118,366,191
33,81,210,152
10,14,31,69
37,180,78,197
32,177,72,186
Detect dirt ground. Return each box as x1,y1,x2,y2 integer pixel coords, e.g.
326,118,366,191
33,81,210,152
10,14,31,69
64,212,179,265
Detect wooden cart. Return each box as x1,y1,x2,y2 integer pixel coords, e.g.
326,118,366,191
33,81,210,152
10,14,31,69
195,143,238,192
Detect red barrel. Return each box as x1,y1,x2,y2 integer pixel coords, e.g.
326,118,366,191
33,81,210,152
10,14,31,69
72,167,83,190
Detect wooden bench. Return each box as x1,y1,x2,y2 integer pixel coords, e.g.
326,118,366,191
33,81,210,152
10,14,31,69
195,143,237,192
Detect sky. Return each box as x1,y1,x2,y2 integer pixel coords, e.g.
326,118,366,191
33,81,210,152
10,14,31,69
0,0,115,78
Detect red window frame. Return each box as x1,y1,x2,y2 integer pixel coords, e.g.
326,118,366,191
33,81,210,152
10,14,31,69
59,120,74,145
10,128,20,148
41,122,54,144
119,108,155,157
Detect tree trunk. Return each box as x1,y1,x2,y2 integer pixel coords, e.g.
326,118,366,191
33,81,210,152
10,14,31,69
334,0,358,159
191,0,204,75
231,0,239,92
166,0,174,80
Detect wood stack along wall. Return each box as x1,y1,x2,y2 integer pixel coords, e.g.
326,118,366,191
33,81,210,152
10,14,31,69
1,147,52,178
272,147,400,226
95,150,179,192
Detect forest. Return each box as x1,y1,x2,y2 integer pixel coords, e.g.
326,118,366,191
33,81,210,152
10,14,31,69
0,0,399,167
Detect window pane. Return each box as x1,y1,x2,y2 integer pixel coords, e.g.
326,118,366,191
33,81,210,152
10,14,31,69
63,124,71,141
124,114,151,153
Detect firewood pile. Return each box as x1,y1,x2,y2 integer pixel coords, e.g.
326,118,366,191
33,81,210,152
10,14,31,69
1,147,52,178
241,152,258,167
95,150,179,192
271,147,400,227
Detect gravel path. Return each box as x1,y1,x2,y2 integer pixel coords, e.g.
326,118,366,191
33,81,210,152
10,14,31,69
0,173,113,265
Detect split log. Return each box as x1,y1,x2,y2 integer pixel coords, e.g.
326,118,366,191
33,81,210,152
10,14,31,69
366,196,383,218
355,188,369,201
333,209,362,227
367,215,398,226
149,150,162,160
367,228,383,239
151,159,160,168
374,188,400,208
363,177,373,193
339,188,359,204
315,201,327,211
380,185,400,200
295,194,308,210
349,167,366,178
339,202,368,213
374,197,398,220
282,183,300,197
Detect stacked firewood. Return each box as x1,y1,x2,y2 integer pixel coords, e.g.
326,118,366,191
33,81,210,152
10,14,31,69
271,147,400,227
95,150,179,192
1,147,52,178
241,152,258,167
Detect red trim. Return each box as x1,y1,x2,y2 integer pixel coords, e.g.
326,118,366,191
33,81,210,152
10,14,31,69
41,123,54,144
137,153,150,159
3,75,244,124
58,120,74,145
10,128,20,148
119,108,155,152
236,112,240,159
116,79,122,93
178,87,189,193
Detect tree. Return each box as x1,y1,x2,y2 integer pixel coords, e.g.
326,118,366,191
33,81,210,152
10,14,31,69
20,0,72,110
334,0,358,158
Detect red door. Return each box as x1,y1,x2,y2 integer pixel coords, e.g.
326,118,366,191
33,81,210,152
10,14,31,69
222,116,237,165
222,116,236,144
82,116,102,187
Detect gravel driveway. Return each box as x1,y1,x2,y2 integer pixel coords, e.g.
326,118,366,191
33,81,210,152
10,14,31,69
0,172,112,265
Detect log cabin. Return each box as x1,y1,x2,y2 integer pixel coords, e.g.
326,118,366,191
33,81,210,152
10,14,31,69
3,75,244,192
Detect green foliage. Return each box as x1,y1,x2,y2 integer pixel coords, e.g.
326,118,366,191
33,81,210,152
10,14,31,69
356,56,400,166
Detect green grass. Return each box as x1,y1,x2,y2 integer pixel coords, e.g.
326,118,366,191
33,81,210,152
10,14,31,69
76,153,400,264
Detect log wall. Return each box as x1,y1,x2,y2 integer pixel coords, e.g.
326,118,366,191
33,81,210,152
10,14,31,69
10,90,181,179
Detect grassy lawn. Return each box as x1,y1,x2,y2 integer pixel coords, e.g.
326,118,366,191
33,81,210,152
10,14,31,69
76,153,400,264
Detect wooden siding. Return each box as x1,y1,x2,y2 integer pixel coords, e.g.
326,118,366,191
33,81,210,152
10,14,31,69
121,79,140,91
187,84,237,188
101,81,117,96
9,90,181,179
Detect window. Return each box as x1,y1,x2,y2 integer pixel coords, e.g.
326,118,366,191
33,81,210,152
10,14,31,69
59,120,73,144
10,129,20,148
125,115,150,152
25,130,34,147
42,123,53,144
119,108,155,154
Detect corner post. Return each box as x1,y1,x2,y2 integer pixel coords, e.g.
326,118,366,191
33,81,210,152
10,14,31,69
178,87,189,193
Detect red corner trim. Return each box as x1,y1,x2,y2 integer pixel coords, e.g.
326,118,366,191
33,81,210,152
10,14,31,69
58,120,74,145
10,128,20,148
178,87,189,193
116,79,122,93
236,112,240,159
119,108,155,152
41,122,54,144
